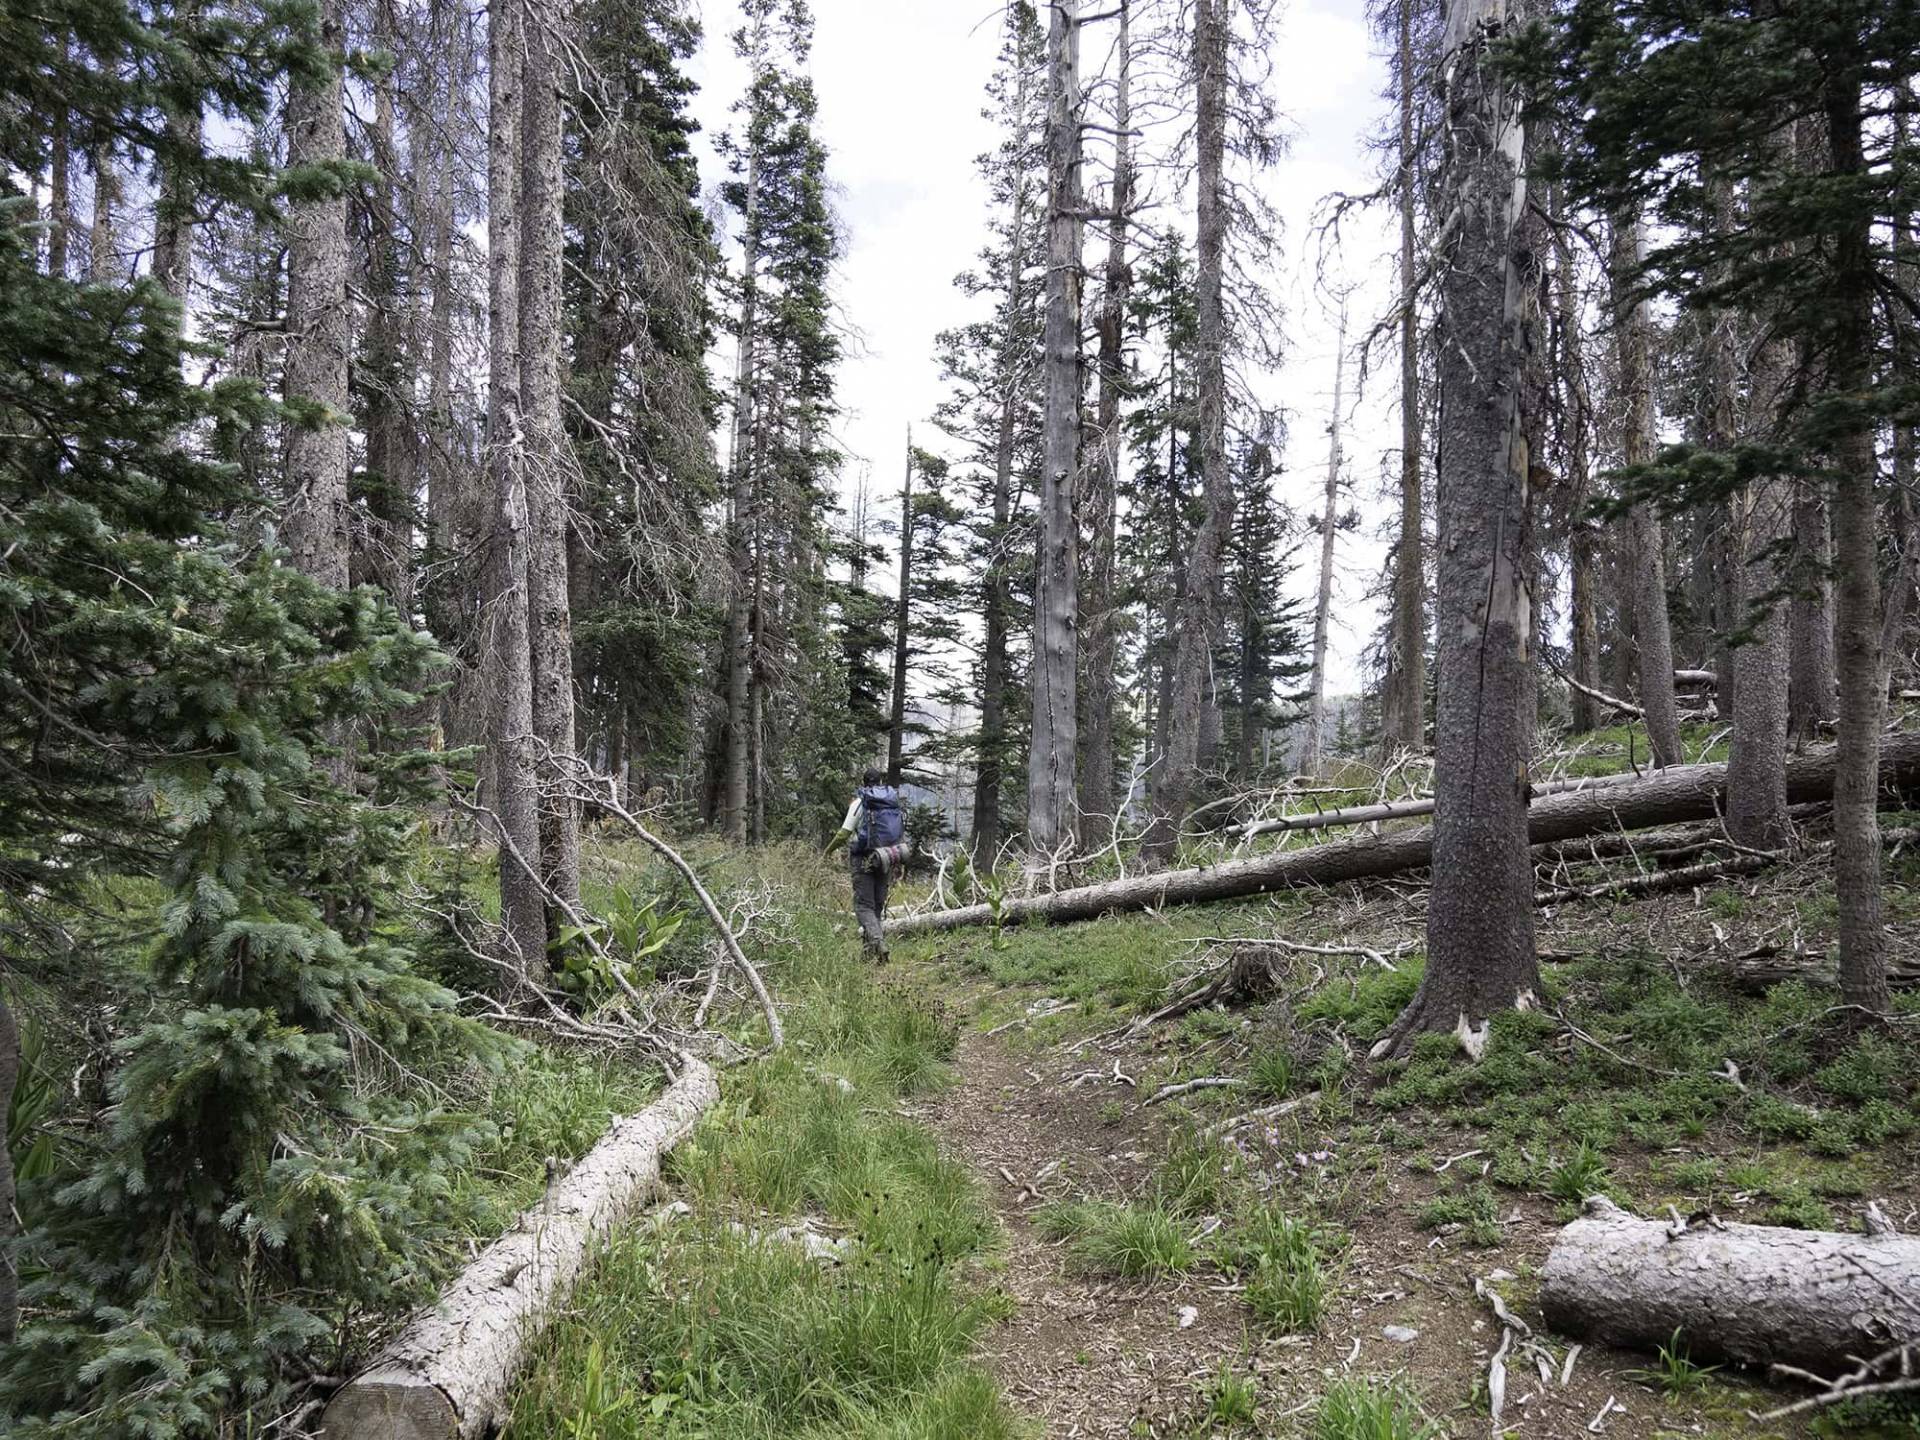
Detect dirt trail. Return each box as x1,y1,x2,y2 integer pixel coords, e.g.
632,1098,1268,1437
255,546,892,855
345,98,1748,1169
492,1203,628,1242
915,1025,1767,1439
916,1035,1263,1436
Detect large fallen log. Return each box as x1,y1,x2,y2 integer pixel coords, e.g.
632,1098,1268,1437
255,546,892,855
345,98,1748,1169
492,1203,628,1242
320,1056,720,1440
1541,1196,1920,1374
895,734,1920,935
1240,770,1656,839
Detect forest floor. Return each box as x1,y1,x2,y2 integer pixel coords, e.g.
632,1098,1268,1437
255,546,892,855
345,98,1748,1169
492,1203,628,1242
495,778,1920,1438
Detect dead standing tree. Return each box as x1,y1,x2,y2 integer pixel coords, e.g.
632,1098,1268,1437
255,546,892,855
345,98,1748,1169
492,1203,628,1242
1028,0,1086,857
1375,0,1542,1059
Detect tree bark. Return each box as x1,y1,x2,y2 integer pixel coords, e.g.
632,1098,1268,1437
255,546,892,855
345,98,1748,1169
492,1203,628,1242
521,0,579,909
1542,1197,1920,1374
887,434,914,784
1382,0,1427,756
319,1058,720,1440
1144,0,1231,862
151,1,201,302
1823,71,1889,1012
972,226,1022,859
1302,307,1347,778
890,732,1920,937
485,0,546,975
1610,212,1681,768
1378,0,1542,1056
1554,181,1603,737
47,54,71,280
1789,491,1837,745
0,991,16,1345
1727,470,1793,848
1028,0,1084,855
88,143,119,282
1079,0,1131,825
723,125,763,846
283,0,351,592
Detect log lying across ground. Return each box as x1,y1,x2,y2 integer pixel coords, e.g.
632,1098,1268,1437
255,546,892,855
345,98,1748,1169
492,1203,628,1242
1241,769,1651,839
321,1056,720,1440
1542,1196,1920,1374
893,733,1920,936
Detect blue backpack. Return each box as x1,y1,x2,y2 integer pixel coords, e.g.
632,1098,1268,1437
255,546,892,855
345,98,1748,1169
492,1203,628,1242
855,785,905,855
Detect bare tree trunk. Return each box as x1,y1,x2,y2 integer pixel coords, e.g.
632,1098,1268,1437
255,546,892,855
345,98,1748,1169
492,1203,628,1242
521,0,579,907
1789,493,1837,745
486,0,546,974
151,1,201,302
360,4,417,618
283,0,351,594
1382,0,1426,755
1610,213,1682,767
723,140,762,845
1824,73,1889,1012
887,433,914,783
1724,176,1793,850
88,143,119,282
1302,307,1347,778
972,215,1024,859
1028,0,1084,855
1079,0,1131,824
1379,0,1541,1058
0,991,16,1345
47,57,71,279
1143,0,1231,862
1554,183,1603,736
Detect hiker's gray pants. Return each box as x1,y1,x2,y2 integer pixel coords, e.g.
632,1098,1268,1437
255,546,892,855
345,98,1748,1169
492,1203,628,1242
850,854,889,952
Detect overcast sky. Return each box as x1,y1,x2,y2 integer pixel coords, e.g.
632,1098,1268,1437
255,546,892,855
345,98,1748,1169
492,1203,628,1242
684,0,1400,695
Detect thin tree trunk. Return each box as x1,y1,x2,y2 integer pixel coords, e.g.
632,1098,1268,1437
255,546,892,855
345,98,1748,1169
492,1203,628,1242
88,143,119,282
486,0,546,974
151,1,201,302
1028,0,1084,855
1143,0,1230,862
1824,71,1889,1012
47,62,71,279
972,257,1021,859
1382,0,1426,754
521,0,579,908
283,0,351,593
1555,182,1603,736
1379,0,1541,1058
0,991,16,1345
723,139,762,845
1302,306,1347,778
1079,0,1131,824
361,4,417,617
888,433,914,783
1610,212,1682,767
1789,491,1837,745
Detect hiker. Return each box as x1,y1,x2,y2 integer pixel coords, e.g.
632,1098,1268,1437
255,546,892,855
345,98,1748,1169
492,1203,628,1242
826,768,908,960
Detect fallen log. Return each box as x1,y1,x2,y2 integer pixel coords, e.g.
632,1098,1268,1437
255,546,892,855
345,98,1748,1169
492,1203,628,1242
892,733,1920,936
320,1056,720,1440
1240,770,1658,840
1541,1196,1920,1374
1723,949,1920,994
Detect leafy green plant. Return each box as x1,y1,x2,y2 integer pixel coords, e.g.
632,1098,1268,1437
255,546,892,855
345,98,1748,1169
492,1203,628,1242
1222,1207,1327,1333
562,1339,638,1436
5,1008,57,1188
1415,1183,1501,1247
552,888,687,1000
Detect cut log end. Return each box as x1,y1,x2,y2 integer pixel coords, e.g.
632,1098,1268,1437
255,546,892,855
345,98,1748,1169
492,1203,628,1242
318,1375,458,1440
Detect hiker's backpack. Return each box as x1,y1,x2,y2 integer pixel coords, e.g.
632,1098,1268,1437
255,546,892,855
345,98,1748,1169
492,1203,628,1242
855,785,904,855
